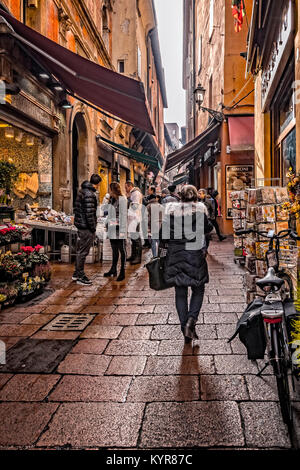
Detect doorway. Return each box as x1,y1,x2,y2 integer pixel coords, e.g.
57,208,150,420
72,113,88,207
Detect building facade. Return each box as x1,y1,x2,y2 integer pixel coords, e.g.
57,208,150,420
247,0,299,189
0,0,166,215
173,0,255,234
111,0,167,193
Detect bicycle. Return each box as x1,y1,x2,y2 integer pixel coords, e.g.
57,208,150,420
235,228,300,427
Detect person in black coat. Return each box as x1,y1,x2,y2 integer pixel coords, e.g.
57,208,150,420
161,185,213,343
73,174,101,285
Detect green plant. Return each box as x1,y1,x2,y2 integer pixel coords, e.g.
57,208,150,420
0,160,17,193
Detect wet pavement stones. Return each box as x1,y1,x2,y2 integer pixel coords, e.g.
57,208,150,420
0,238,297,449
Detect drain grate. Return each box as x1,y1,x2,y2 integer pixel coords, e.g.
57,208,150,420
43,314,95,331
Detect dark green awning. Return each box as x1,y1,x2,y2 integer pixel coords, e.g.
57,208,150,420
97,135,161,170
172,174,188,185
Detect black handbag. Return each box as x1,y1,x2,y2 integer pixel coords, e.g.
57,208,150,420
145,256,170,291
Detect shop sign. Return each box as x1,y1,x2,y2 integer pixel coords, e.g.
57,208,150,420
261,0,294,112
226,165,253,219
118,154,130,170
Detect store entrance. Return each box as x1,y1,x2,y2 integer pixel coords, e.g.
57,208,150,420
72,113,88,207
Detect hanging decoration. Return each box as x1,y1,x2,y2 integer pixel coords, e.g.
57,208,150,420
231,0,245,33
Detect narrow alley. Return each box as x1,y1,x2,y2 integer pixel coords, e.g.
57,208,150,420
0,238,297,450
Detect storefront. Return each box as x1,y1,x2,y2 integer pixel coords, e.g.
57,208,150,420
0,119,53,210
247,0,296,187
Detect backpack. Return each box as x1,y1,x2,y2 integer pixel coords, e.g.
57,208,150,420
228,298,266,360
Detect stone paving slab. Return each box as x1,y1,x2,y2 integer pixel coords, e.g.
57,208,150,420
0,312,31,324
127,376,199,402
0,324,41,337
31,330,81,340
105,356,147,376
119,326,153,340
0,402,59,446
70,339,109,355
37,403,145,448
151,324,216,340
239,402,291,448
204,313,238,324
143,355,215,375
114,305,155,314
214,355,261,375
80,325,122,339
0,374,60,401
200,375,249,400
96,314,139,326
0,374,12,390
140,401,244,448
21,314,56,325
105,340,159,356
57,353,111,375
136,313,169,325
48,375,132,402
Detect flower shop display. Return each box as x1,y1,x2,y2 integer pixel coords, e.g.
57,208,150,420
0,244,51,308
0,223,32,247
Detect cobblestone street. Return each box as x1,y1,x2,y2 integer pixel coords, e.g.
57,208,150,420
0,238,299,450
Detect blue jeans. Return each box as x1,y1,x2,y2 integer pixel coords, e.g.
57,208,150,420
175,285,205,328
149,237,159,258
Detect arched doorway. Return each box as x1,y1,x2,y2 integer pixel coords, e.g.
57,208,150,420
72,113,88,207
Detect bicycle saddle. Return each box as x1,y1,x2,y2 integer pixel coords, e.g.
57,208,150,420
256,267,284,290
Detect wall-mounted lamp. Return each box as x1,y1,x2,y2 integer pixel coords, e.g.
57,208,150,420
194,83,224,122
15,130,23,142
39,72,50,80
5,126,14,139
26,135,35,146
49,82,64,92
59,99,73,109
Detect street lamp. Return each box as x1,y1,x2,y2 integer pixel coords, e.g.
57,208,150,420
194,83,224,122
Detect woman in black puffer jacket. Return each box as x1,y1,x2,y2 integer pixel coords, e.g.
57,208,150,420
161,185,213,343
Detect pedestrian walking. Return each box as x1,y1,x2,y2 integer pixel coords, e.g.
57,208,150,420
125,180,143,265
168,184,181,201
73,173,101,285
142,185,156,206
147,193,163,257
161,185,213,343
198,188,214,249
104,182,128,281
211,190,226,241
161,186,180,204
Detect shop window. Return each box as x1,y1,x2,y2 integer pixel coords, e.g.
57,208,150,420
271,57,296,185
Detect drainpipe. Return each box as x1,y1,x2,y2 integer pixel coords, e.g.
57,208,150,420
192,0,197,185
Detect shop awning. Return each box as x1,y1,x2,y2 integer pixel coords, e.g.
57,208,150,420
97,135,161,170
228,116,254,152
172,173,188,185
0,11,154,135
164,119,221,172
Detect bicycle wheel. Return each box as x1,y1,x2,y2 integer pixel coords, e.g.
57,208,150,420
271,323,294,426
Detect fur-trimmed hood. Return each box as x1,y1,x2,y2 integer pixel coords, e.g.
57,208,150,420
164,201,208,217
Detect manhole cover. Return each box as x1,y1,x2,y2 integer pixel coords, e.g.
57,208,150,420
43,314,95,331
0,339,75,373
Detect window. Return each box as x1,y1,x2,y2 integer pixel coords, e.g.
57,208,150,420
271,57,296,185
209,0,214,40
198,35,202,74
209,75,213,109
118,60,125,73
137,46,142,78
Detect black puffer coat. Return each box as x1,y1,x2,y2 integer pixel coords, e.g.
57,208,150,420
74,181,97,232
161,202,213,288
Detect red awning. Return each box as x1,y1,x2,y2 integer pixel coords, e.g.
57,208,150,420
228,116,254,152
164,119,221,172
0,11,154,135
